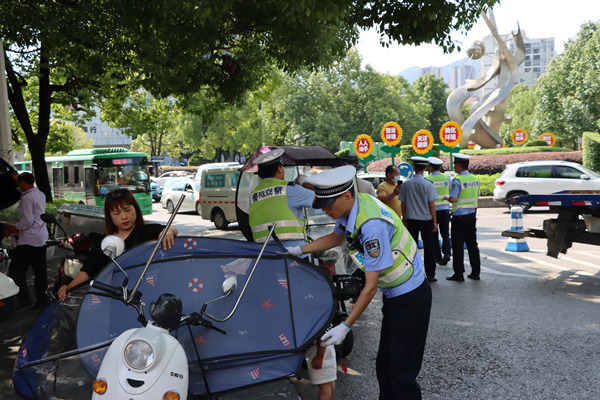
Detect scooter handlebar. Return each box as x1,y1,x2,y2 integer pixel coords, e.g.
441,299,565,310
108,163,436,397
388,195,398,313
90,280,124,300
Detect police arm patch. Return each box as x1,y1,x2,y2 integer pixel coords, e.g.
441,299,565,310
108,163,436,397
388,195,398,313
365,239,381,258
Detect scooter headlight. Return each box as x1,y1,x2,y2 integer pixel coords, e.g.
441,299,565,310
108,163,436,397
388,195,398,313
124,339,155,370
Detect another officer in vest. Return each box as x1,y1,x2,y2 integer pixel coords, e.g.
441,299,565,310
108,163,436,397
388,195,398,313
426,156,452,266
286,165,432,400
249,149,314,250
399,156,438,282
446,153,482,281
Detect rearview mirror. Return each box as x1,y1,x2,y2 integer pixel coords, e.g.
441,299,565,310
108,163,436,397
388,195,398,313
222,275,237,296
40,213,58,225
580,174,590,181
101,235,125,259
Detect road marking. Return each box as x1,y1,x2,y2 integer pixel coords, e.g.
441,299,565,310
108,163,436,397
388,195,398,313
477,253,542,277
557,255,600,270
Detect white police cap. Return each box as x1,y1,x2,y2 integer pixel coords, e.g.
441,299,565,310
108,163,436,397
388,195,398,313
410,156,429,166
304,165,356,209
453,153,471,161
427,156,444,166
252,148,285,166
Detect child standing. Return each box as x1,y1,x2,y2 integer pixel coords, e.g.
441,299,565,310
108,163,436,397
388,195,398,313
305,339,336,400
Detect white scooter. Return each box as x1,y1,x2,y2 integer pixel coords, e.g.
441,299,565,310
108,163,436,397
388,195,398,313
90,195,275,399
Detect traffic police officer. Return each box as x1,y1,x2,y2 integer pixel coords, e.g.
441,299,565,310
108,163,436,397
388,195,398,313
399,156,439,282
248,149,314,249
446,153,482,281
287,165,432,400
426,156,452,265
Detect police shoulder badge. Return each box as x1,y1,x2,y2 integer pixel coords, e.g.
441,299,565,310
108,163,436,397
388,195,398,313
365,239,380,258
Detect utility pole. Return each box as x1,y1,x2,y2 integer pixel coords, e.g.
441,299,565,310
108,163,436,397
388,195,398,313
0,40,13,165
260,100,265,147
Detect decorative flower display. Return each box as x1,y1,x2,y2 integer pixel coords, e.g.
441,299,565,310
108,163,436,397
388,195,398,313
380,121,402,146
439,121,462,147
354,134,374,158
412,129,434,155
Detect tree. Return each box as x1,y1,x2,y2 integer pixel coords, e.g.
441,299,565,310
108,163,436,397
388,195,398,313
101,92,182,158
1,0,498,200
498,84,536,145
410,74,449,134
533,22,600,146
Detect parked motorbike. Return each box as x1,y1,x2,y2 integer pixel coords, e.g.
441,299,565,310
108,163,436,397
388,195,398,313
40,213,96,299
14,196,334,399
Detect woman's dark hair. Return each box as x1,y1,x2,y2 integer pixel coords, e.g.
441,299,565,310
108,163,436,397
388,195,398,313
104,189,145,234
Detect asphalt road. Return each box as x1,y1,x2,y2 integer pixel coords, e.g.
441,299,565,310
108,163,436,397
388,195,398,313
2,205,600,399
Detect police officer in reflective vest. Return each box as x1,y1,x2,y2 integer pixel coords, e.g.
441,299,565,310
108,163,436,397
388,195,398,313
249,149,314,249
446,153,482,281
426,156,452,266
286,165,432,400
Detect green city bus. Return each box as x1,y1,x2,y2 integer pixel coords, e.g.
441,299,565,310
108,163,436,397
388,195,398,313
45,148,153,215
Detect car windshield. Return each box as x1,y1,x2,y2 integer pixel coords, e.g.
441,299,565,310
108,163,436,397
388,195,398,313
164,178,190,191
96,157,150,195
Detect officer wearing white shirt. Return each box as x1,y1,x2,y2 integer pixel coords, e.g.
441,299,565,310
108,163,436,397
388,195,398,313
287,165,432,400
426,156,452,265
399,156,438,282
446,153,481,281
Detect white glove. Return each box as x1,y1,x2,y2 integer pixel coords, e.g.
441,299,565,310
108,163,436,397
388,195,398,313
296,174,308,185
286,246,303,257
320,322,351,346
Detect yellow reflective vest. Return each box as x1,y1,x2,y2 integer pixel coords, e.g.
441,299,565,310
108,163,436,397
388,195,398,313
348,194,418,288
249,179,306,243
453,173,480,211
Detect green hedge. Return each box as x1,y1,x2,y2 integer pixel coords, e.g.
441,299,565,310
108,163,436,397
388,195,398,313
478,173,500,196
582,132,600,173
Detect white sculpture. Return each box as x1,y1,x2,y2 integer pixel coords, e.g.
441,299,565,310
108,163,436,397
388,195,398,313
447,10,526,148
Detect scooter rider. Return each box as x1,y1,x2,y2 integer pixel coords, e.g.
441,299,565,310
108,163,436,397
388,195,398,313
286,165,432,400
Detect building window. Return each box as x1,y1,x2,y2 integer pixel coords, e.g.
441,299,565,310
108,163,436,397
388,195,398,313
525,68,531,72
533,67,540,73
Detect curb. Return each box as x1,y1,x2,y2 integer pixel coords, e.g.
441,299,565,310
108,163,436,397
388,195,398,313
479,196,504,208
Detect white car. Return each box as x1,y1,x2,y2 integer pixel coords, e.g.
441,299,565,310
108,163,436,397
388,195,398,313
493,160,600,209
161,179,201,215
154,171,192,187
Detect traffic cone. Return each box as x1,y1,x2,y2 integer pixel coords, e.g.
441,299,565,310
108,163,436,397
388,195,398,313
505,206,529,252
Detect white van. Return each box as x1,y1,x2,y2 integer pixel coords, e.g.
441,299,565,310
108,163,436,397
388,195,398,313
194,162,240,181
199,165,244,229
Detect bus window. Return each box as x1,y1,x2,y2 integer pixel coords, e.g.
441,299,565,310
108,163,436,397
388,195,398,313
96,157,150,195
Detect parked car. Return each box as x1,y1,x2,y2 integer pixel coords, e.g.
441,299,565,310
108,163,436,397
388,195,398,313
493,160,600,210
154,171,191,187
357,171,406,190
150,178,162,202
161,179,201,215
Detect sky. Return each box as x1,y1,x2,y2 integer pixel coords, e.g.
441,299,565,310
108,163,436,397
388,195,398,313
356,0,600,75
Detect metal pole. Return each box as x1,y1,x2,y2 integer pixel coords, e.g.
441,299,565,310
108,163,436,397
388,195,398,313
126,193,186,303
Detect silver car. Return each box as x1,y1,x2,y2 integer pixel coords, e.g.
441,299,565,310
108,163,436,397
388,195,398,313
161,179,201,215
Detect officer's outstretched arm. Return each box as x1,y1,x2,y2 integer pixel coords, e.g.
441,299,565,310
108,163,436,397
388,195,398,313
301,232,344,255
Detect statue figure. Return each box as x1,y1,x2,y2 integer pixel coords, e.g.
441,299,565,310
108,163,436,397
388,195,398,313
446,9,526,148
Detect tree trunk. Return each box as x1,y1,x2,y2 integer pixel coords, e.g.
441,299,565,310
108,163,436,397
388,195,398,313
4,46,52,202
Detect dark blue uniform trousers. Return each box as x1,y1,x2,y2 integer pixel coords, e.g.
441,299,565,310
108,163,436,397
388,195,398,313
434,209,451,260
376,279,432,400
450,213,481,277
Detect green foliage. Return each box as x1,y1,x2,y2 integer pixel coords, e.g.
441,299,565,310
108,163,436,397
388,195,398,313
411,74,449,134
533,22,600,144
498,84,536,144
0,199,77,223
477,173,500,196
582,131,600,173
400,144,440,163
523,140,548,147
